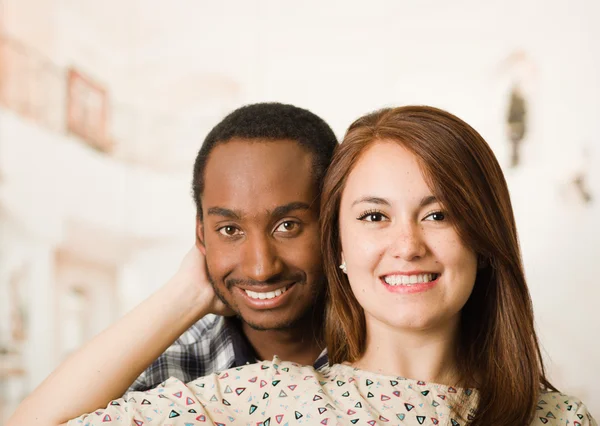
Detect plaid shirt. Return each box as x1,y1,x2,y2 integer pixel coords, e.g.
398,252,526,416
127,314,328,393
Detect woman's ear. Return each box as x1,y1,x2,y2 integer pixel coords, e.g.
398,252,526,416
477,254,488,269
339,252,347,274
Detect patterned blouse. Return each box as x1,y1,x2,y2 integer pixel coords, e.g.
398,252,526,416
69,357,596,426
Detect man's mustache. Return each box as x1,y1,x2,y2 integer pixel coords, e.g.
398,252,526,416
225,273,305,289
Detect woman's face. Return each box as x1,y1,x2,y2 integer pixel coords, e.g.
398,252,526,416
338,141,478,333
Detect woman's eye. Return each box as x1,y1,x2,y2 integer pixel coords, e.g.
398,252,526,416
275,221,299,233
218,226,242,236
358,212,388,222
424,211,446,221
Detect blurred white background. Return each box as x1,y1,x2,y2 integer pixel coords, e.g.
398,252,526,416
0,0,598,421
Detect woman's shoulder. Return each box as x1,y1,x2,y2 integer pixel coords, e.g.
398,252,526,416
320,366,597,426
529,391,597,425
207,355,320,380
182,355,324,394
69,357,324,426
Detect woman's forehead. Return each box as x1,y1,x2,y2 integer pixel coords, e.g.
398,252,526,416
342,142,433,205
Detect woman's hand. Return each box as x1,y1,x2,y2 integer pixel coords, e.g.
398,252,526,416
173,244,235,318
7,245,228,426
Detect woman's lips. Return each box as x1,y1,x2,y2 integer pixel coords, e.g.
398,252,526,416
379,273,440,294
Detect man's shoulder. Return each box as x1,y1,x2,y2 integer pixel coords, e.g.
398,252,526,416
127,315,236,392
171,314,229,347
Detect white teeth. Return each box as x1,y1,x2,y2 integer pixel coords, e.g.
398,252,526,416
383,273,437,286
244,287,287,300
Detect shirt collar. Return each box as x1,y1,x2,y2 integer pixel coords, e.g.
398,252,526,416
223,316,329,369
224,317,259,367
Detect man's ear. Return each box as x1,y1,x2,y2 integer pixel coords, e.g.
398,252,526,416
196,217,206,255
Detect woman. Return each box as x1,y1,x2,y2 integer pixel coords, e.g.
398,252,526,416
9,106,596,426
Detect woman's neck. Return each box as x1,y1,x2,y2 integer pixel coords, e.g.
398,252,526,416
353,315,461,386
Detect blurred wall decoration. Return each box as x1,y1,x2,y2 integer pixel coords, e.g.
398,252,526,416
66,69,111,153
0,0,599,422
506,85,527,167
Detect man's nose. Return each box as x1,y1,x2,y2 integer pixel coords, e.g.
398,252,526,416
240,234,284,282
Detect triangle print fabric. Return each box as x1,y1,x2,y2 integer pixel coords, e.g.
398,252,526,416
68,357,596,426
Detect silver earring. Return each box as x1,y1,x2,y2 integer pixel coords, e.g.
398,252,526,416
339,262,347,274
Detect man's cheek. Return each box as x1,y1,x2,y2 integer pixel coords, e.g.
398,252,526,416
295,251,324,274
205,246,225,271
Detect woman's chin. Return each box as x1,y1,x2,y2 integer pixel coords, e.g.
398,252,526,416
368,311,456,334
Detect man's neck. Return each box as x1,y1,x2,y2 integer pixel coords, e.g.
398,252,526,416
241,316,324,366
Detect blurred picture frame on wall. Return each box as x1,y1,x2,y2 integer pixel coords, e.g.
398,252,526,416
66,68,112,153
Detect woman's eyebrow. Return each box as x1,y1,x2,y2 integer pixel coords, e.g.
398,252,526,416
351,196,390,207
419,195,438,208
351,195,438,208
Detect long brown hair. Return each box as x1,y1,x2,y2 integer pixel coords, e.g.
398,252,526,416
321,106,554,425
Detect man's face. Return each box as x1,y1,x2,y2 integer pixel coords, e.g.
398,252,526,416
198,139,324,330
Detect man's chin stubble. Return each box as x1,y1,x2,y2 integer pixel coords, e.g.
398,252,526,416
209,275,326,332
242,313,308,332
242,289,326,332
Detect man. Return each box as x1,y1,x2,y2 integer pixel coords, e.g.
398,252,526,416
129,102,338,391
6,103,339,426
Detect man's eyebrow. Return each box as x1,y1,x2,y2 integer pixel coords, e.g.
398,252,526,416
351,196,390,207
206,207,243,219
206,202,311,220
271,202,312,218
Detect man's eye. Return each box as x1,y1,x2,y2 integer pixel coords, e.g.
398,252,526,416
424,211,446,221
218,226,242,236
275,221,299,233
357,211,388,222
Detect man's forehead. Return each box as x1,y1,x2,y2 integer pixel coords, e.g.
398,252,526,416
208,138,309,160
204,141,315,188
200,139,319,218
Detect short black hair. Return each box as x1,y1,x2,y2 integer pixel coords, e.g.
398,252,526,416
192,102,338,218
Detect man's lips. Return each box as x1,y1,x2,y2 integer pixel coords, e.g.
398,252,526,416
233,282,297,310
241,284,292,300
230,281,298,300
